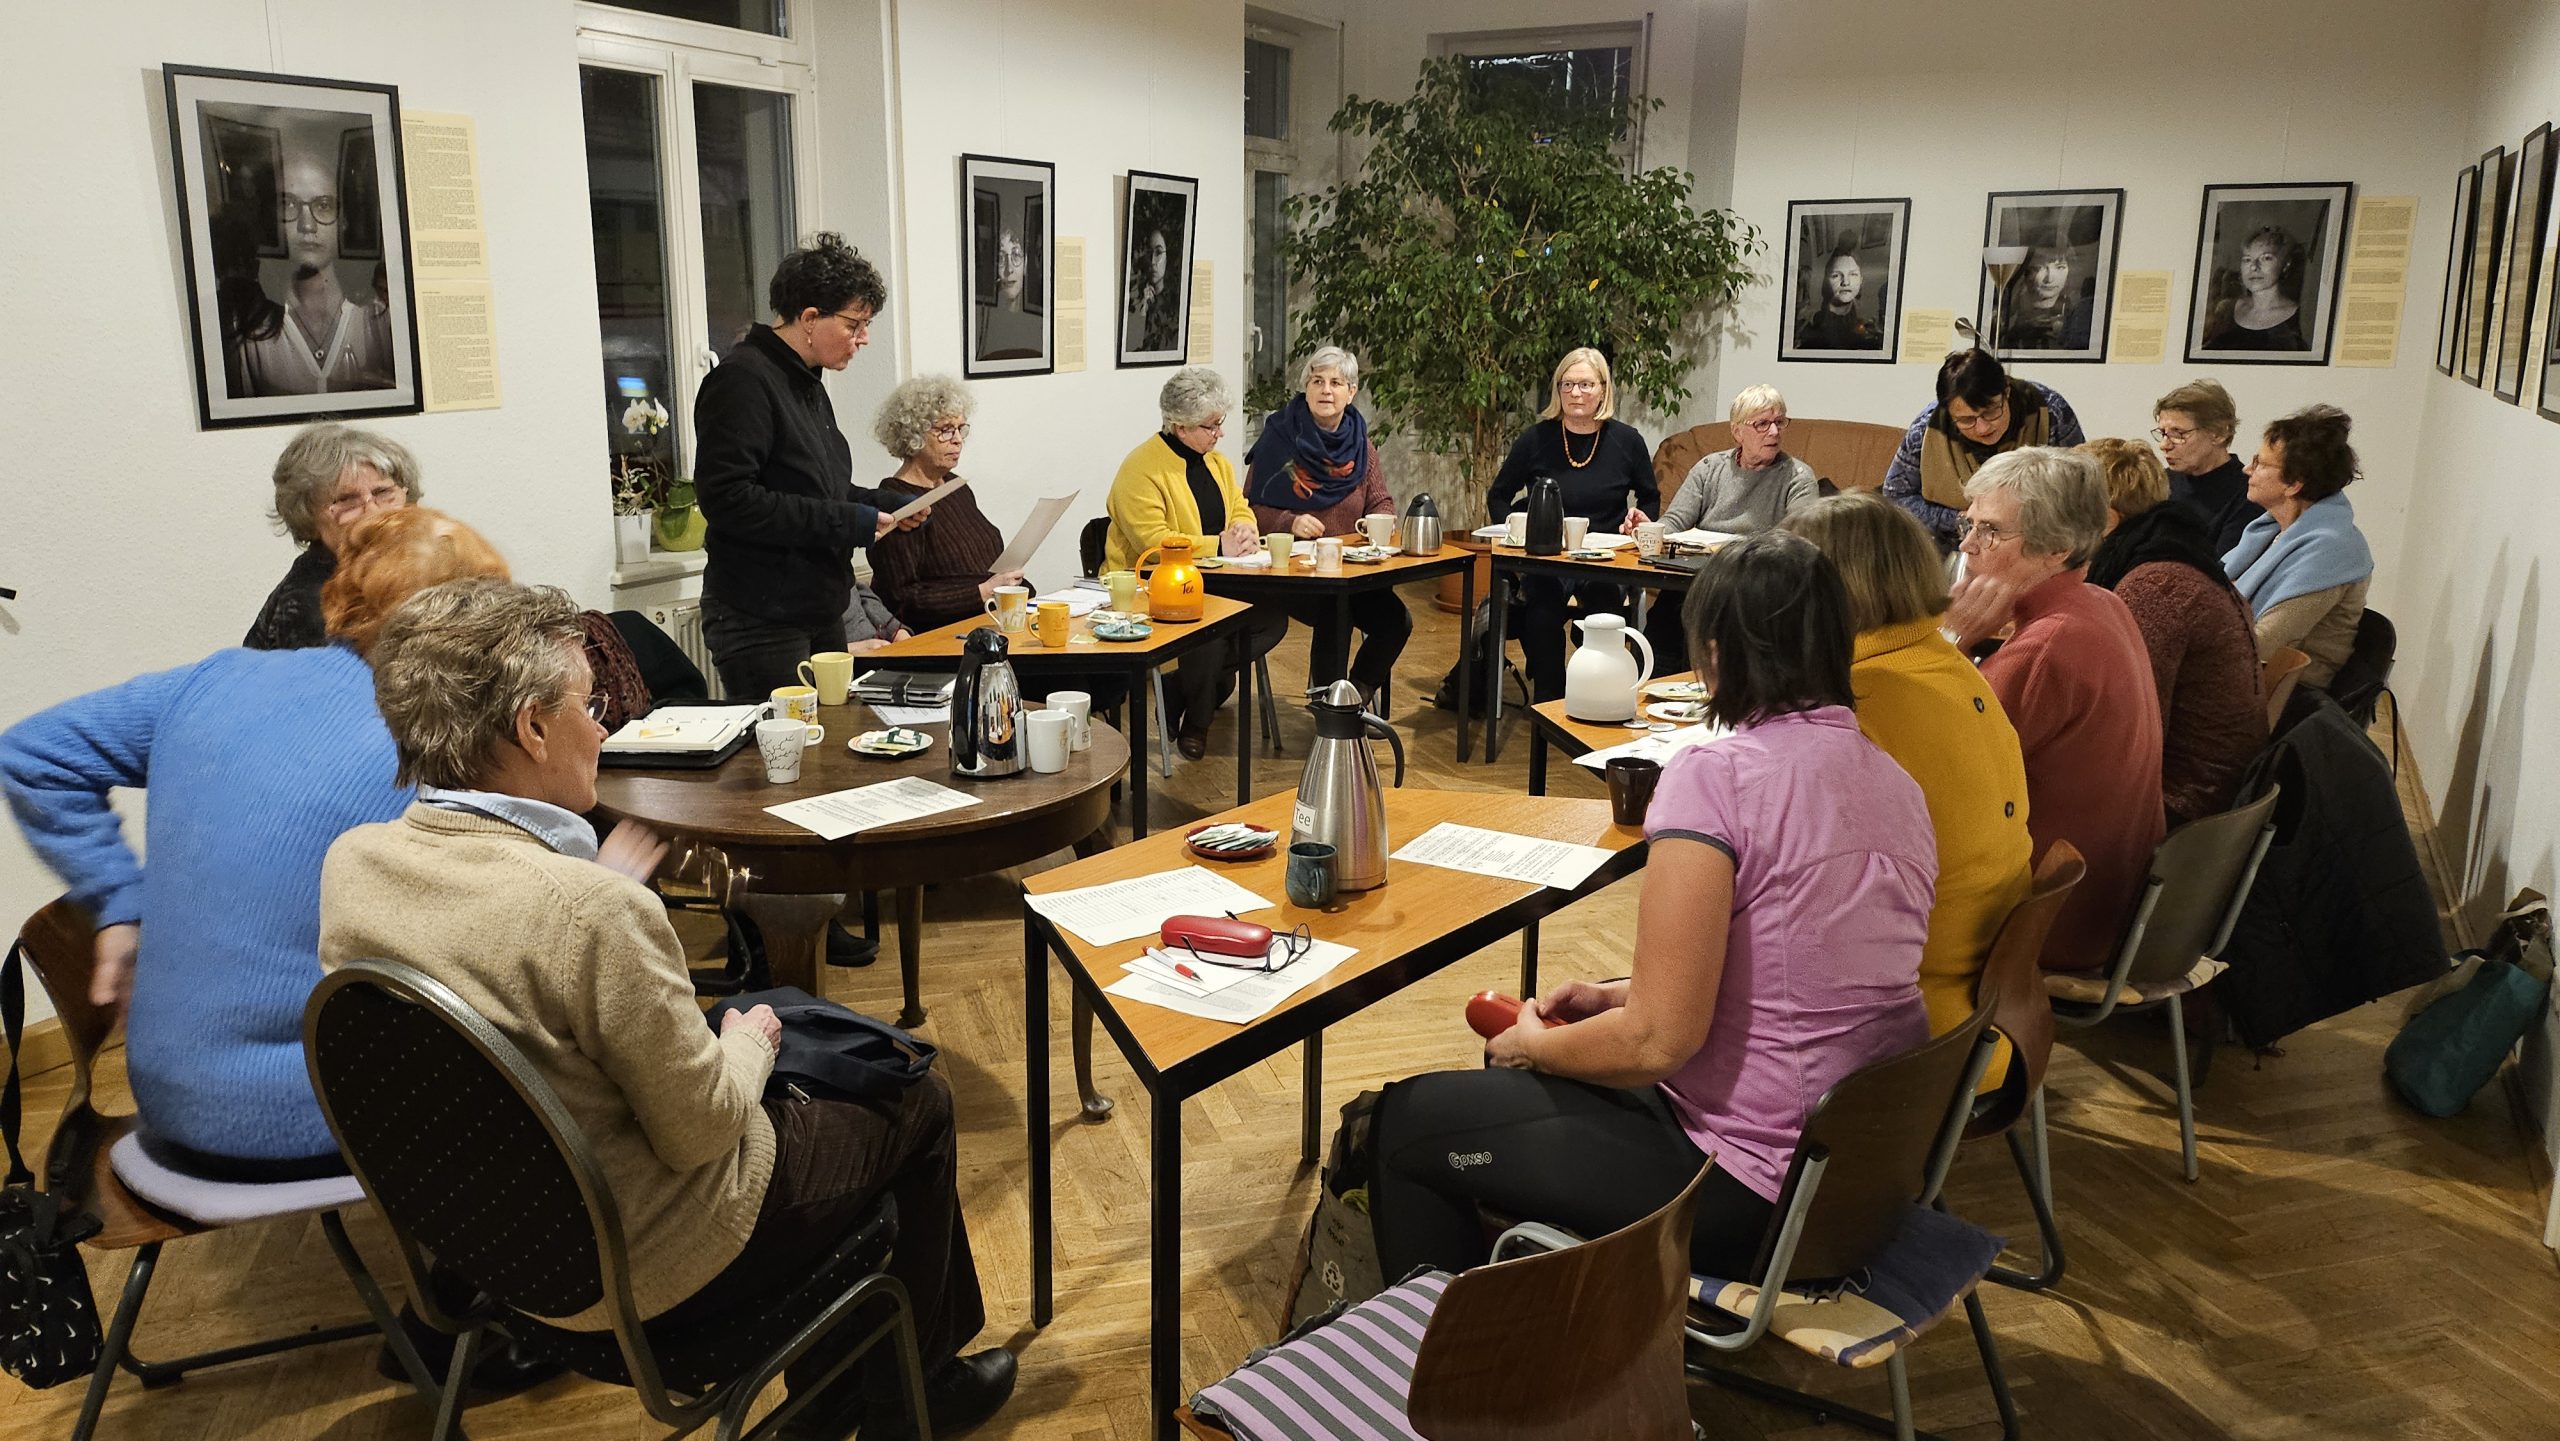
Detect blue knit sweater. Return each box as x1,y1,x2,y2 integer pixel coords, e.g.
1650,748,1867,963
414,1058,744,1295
1,643,413,1160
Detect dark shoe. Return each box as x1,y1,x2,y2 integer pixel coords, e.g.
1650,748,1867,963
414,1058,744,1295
1176,729,1209,761
826,919,879,969
864,1348,1019,1441
375,1310,563,1398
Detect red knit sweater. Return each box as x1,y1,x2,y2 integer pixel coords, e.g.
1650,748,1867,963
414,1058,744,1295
2112,561,2267,825
1979,573,2166,972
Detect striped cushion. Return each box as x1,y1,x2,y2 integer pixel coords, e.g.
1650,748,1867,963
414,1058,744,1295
1188,1271,1450,1441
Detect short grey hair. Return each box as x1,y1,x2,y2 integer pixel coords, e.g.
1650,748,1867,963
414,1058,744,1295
1302,346,1361,389
370,578,586,790
1158,366,1233,429
872,374,976,459
1963,447,2109,568
1728,383,1786,426
271,423,422,546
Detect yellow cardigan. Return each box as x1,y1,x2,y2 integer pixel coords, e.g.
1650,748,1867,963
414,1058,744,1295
1851,617,2036,1090
1105,433,1251,573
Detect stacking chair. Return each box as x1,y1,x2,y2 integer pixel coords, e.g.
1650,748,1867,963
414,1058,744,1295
303,958,929,1441
1962,844,2084,1293
2045,786,2282,1181
2260,646,2310,730
10,900,416,1441
1079,515,1285,764
2324,608,2396,728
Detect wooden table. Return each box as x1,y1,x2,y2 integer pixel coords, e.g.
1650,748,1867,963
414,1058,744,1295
1522,669,1706,797
1482,543,1698,762
868,596,1256,838
1020,789,1650,1441
1198,544,1476,758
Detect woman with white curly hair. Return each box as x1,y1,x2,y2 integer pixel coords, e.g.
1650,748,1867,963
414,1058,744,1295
866,374,1025,632
244,421,422,650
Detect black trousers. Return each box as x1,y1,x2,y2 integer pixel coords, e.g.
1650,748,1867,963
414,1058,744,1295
1284,591,1413,695
702,595,847,702
1369,1068,1775,1282
1516,577,1634,703
1170,604,1290,736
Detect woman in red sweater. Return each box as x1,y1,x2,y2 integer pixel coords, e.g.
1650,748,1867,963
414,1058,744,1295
1945,447,2166,973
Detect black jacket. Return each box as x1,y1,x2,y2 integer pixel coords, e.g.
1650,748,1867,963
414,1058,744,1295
2218,691,2447,1047
693,324,892,626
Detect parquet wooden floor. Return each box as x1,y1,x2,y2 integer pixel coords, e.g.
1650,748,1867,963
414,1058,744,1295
5,589,2553,1440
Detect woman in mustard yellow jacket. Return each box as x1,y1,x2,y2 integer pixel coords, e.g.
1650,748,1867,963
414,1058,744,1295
1786,494,2035,1089
1106,366,1289,757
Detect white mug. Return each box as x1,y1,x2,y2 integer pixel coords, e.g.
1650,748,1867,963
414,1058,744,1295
1634,521,1667,558
755,717,822,783
1562,516,1590,549
1505,511,1528,546
984,584,1031,633
1313,537,1344,574
1046,690,1093,751
1025,709,1072,774
1359,515,1396,548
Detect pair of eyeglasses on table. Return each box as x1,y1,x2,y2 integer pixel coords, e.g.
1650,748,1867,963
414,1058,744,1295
1171,922,1314,973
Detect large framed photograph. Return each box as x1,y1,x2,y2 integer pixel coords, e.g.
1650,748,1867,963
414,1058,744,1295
2464,150,2514,386
1777,198,1909,363
163,65,420,428
1117,170,1198,368
1976,188,2122,363
2184,181,2355,366
2439,165,2480,376
2496,127,2555,403
960,154,1054,379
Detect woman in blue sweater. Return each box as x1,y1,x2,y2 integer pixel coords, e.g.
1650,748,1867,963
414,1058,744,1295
1,508,507,1180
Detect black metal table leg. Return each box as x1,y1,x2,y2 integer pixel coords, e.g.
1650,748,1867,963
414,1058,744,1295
1456,560,1476,761
1235,633,1254,807
1127,662,1151,840
1484,570,1510,762
1150,1086,1184,1441
1301,1034,1323,1168
1026,909,1053,1328
1528,729,1548,797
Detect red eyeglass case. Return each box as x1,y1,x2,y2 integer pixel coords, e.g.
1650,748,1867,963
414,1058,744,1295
1161,914,1273,958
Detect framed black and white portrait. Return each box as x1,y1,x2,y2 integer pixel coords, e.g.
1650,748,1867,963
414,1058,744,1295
2185,181,2354,367
2463,149,2514,386
163,65,419,429
2439,165,2480,376
1777,198,1909,363
961,153,1054,378
1977,189,2122,364
2495,127,2555,403
1117,170,1198,368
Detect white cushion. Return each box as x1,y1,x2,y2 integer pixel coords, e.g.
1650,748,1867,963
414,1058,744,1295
109,1133,365,1226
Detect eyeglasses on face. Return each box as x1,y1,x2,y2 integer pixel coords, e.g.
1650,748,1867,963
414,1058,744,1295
1185,416,1228,435
1556,379,1603,394
1950,397,2009,431
2151,425,2196,445
560,691,610,724
1741,416,1789,435
827,309,874,338
1959,517,2018,547
1178,922,1313,973
324,482,405,518
280,194,341,226
929,422,971,442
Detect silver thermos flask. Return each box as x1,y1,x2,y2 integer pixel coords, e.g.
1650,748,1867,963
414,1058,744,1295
1292,680,1407,891
1402,494,1442,556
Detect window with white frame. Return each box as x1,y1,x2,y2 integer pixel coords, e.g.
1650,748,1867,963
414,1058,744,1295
1431,21,1648,160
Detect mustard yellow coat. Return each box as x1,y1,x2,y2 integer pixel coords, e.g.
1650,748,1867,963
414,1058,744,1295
1851,617,2036,1089
1105,434,1251,573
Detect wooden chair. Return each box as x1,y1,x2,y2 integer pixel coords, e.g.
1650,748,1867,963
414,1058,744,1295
11,900,413,1441
2046,787,2282,1181
2261,646,2310,730
1961,843,2084,1292
1652,417,1906,506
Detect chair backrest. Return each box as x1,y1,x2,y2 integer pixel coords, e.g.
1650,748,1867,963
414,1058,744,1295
1407,1164,1706,1441
12,900,110,1191
2261,646,2310,730
304,960,625,1328
1078,516,1111,579
2115,786,2283,990
608,609,710,702
1968,842,2085,1136
2325,607,2395,724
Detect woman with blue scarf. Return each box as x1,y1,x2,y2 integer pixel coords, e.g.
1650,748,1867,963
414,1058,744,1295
1246,347,1410,707
2222,404,2374,690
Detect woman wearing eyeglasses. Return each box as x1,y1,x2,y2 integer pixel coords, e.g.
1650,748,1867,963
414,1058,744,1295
2152,379,2262,556
224,132,395,397
244,423,422,651
1881,348,2085,552
1245,347,1409,707
866,375,1023,633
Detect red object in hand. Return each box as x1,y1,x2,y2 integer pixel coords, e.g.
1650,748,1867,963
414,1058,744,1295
1466,991,1525,1039
1161,914,1274,958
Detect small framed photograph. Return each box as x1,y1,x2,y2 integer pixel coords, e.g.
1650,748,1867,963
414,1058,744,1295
1117,169,1199,368
1977,188,2123,363
1777,198,1909,363
163,64,419,429
2464,150,2514,385
2439,165,2480,376
2184,181,2355,366
961,153,1054,378
2496,127,2555,403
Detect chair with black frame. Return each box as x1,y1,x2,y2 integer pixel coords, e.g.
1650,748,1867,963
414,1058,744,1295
10,899,423,1441
2044,786,2283,1183
302,957,930,1441
1961,842,2084,1294
2323,608,2395,729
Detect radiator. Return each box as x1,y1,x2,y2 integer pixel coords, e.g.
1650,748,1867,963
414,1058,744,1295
645,601,723,700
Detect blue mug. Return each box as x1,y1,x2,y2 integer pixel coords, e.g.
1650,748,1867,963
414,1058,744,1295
1286,841,1338,909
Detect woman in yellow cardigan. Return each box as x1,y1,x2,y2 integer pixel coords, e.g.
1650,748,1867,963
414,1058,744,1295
1785,494,2035,1089
1107,365,1290,758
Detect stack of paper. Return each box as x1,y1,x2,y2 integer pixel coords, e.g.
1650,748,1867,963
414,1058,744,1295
1390,823,1617,890
603,704,762,754
765,776,980,840
1025,865,1274,946
1031,587,1107,617
1571,723,1731,771
854,670,957,706
1667,527,1748,550
1106,937,1359,1024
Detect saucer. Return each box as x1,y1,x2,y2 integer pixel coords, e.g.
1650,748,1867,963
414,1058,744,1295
1643,679,1708,701
1092,618,1156,642
850,727,934,757
1645,700,1708,723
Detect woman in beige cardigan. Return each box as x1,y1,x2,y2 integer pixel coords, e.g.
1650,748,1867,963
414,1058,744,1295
318,578,1011,1441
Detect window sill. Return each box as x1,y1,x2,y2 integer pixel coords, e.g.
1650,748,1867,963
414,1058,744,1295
610,550,708,588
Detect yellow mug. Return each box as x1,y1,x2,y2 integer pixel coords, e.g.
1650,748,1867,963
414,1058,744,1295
798,651,854,706
1103,569,1139,613
770,685,821,725
1035,599,1071,649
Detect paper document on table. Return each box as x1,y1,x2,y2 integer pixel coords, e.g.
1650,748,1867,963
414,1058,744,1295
765,776,979,840
1026,865,1276,946
888,476,968,523
1391,823,1617,890
991,492,1079,575
1572,722,1732,771
865,703,947,729
1574,532,1635,550
1030,587,1107,617
1105,938,1359,1024
1667,528,1747,550
603,704,763,753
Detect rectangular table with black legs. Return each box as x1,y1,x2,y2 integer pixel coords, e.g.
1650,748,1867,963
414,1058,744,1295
1198,545,1475,758
1481,545,1697,762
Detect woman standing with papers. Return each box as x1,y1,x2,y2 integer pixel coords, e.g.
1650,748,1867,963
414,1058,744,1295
1366,533,1938,1281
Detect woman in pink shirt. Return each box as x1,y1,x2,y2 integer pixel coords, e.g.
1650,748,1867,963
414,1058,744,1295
1368,534,1937,1280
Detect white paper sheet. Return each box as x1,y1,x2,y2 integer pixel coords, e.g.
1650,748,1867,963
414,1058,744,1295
1390,823,1618,890
1030,587,1107,617
1573,532,1636,550
1667,527,1748,550
888,476,968,523
865,703,947,729
603,703,763,753
1025,865,1276,947
1570,722,1733,771
1104,938,1359,1024
764,776,980,840
991,492,1079,575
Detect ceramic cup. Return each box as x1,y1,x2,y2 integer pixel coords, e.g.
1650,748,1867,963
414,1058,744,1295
1025,709,1072,774
1035,599,1071,649
1313,537,1344,574
1505,511,1529,546
984,583,1031,633
770,685,821,725
1604,756,1663,827
798,651,854,706
1264,532,1295,566
1046,690,1093,751
756,717,823,783
1634,521,1668,558
1562,516,1590,550
1359,515,1396,548
1286,841,1339,909
1104,569,1140,612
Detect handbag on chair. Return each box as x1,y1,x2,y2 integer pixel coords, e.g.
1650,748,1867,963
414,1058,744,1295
0,939,102,1388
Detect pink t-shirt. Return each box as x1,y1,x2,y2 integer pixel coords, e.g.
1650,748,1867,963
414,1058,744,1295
1644,706,1937,1201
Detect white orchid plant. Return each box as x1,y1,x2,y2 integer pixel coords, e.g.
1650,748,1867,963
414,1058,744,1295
610,398,678,517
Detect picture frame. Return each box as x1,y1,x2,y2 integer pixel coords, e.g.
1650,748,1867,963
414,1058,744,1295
2496,127,2553,403
1976,188,2122,364
1776,198,1910,363
1117,169,1199,368
2439,165,2479,376
2462,149,2511,386
2536,157,2560,422
2183,181,2355,367
163,64,420,428
960,153,1055,379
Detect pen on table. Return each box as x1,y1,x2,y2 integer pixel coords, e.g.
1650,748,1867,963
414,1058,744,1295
1172,959,1203,983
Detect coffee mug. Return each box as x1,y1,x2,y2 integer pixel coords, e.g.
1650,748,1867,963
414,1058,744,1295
1313,537,1344,574
798,651,854,706
1359,515,1396,548
984,584,1031,632
771,685,820,725
1046,690,1093,751
755,717,822,783
1634,521,1667,558
1604,756,1663,827
1264,532,1295,566
1505,511,1528,546
1286,841,1338,909
1035,599,1071,649
1104,569,1140,612
1025,709,1072,774
1562,516,1590,550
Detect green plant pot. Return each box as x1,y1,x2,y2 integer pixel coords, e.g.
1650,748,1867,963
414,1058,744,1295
653,504,707,552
